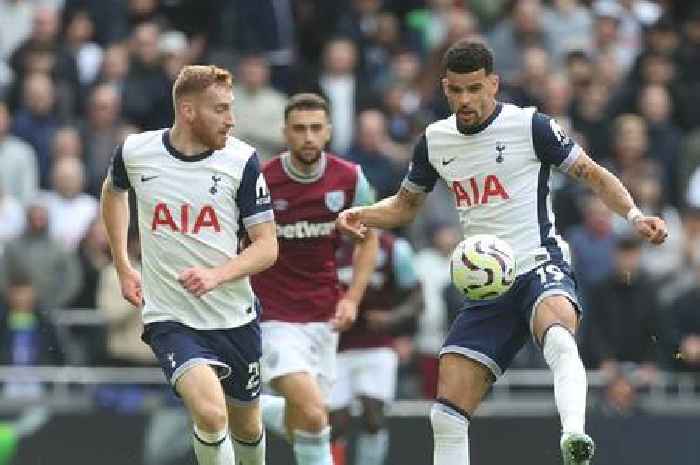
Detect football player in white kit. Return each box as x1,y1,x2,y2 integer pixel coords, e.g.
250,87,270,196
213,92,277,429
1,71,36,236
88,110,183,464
337,40,668,465
100,65,277,465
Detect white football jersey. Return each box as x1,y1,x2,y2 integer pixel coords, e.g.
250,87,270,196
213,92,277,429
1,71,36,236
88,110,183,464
110,129,274,329
403,103,580,275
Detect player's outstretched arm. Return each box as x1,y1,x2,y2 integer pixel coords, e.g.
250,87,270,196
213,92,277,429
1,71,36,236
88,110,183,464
337,187,426,240
331,228,380,331
566,150,668,244
100,176,142,307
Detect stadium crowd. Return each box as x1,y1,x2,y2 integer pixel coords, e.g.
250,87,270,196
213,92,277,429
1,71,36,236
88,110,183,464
0,0,699,412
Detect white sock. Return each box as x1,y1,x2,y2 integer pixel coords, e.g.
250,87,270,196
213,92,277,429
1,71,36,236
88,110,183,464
260,394,287,438
192,425,235,465
293,427,332,465
354,429,389,465
232,430,266,465
430,403,469,465
542,325,587,434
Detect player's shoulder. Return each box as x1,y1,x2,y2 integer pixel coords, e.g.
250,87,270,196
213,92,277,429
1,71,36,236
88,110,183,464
220,135,257,163
122,128,167,157
325,152,360,174
425,114,457,138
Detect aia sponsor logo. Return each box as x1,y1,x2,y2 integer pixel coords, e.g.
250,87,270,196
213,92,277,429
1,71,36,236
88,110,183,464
151,203,221,233
452,175,509,207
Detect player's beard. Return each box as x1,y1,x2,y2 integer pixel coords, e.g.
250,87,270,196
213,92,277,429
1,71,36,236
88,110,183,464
192,118,228,150
292,146,323,166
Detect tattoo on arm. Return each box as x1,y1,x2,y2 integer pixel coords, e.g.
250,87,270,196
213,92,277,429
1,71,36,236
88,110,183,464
568,154,605,191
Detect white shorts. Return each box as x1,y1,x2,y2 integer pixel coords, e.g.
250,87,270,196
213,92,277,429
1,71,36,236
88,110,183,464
260,321,339,400
328,347,398,410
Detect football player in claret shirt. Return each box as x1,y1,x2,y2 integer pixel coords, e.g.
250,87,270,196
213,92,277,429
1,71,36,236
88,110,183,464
101,65,276,465
337,40,668,465
251,93,378,465
329,230,422,465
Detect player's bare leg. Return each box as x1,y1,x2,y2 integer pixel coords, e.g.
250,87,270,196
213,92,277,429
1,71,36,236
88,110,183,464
532,295,594,465
227,400,266,465
177,365,235,465
432,355,494,465
354,396,389,465
272,372,333,465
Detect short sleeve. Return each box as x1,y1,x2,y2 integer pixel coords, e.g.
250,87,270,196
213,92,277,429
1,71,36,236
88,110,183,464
401,135,439,193
392,238,419,290
532,112,580,171
352,166,376,206
108,144,131,191
236,152,274,229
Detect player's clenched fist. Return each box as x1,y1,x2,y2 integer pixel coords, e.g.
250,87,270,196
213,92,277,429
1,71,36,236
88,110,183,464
330,297,359,331
118,266,143,307
337,207,368,240
632,215,668,245
178,267,222,297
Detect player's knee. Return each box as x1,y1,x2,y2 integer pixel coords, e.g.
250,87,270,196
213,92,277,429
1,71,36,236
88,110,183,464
430,402,469,440
542,325,578,359
232,421,263,443
192,401,228,433
297,403,328,432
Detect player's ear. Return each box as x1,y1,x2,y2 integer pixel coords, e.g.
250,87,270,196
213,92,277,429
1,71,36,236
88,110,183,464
441,77,449,96
324,123,332,144
488,74,500,96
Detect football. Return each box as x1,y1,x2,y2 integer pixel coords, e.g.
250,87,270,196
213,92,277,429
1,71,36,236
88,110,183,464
450,234,516,300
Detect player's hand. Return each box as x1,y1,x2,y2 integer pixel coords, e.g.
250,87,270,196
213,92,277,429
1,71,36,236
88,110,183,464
330,297,358,331
633,215,668,245
117,265,143,308
178,267,222,297
364,309,393,331
680,335,700,364
336,207,368,241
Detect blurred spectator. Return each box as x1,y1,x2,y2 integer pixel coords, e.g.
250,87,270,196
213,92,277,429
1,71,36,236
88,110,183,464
582,235,661,374
412,223,459,398
658,207,700,308
314,37,374,155
52,125,82,161
0,100,38,205
489,0,554,84
541,73,573,127
11,72,58,189
98,231,155,366
63,9,103,87
345,109,406,199
565,50,594,102
567,195,616,298
8,5,79,115
232,54,287,162
99,43,130,90
0,0,34,62
666,253,700,372
70,219,111,310
502,46,549,108
637,84,682,205
0,181,25,249
80,83,123,195
121,22,170,130
571,82,611,160
336,0,383,48
608,114,659,183
43,156,98,250
382,84,425,145
591,1,631,75
406,0,472,53
541,0,593,66
0,202,82,309
0,273,63,399
631,174,684,281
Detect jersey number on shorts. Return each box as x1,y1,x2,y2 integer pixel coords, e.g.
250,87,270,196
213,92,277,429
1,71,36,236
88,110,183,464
536,264,565,284
246,362,261,392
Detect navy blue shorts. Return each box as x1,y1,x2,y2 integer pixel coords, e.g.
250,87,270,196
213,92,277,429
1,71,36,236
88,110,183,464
142,319,262,403
441,260,581,379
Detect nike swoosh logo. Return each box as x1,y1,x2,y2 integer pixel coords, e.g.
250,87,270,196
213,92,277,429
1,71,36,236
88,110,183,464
141,175,159,182
442,157,457,166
